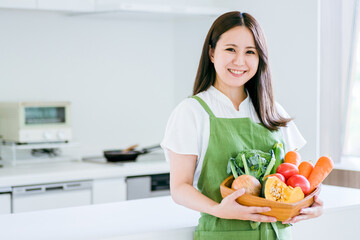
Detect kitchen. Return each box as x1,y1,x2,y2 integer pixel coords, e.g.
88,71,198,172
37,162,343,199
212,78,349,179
1,0,360,239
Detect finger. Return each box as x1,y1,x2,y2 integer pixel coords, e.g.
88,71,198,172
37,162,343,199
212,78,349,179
284,214,308,223
300,208,313,214
228,188,245,200
246,206,272,213
248,214,277,223
282,217,294,224
301,206,323,217
313,195,324,206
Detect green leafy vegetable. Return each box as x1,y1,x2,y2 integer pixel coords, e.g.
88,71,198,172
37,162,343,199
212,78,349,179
227,149,273,181
229,159,239,179
227,158,245,178
262,151,276,181
226,145,283,230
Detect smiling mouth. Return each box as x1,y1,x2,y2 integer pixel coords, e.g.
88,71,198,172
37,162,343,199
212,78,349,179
228,69,246,75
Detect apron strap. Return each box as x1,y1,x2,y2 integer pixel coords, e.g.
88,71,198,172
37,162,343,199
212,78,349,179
191,96,216,117
259,223,280,240
270,222,281,240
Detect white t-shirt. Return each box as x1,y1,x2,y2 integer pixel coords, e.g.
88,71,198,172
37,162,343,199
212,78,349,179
161,86,306,187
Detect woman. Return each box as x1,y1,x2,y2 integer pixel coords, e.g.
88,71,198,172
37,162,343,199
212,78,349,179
161,11,323,239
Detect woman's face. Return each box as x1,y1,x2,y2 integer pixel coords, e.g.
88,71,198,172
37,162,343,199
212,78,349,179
210,26,259,91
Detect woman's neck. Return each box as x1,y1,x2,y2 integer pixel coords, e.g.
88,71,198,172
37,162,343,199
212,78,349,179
213,82,247,111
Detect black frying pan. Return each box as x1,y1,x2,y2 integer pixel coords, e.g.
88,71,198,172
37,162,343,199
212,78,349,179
103,144,161,162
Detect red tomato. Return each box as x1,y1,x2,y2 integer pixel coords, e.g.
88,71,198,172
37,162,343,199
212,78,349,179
276,163,299,180
264,173,285,182
287,174,311,195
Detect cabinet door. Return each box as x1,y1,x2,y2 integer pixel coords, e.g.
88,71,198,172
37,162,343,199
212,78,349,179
92,178,126,204
12,189,92,213
0,193,11,214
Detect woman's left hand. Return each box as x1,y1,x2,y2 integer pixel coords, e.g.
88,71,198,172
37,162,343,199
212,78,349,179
282,195,324,224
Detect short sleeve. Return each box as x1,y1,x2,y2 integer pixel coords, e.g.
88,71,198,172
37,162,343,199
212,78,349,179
276,102,307,152
161,99,200,160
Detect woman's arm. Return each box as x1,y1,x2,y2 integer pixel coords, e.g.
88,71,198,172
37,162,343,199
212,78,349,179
169,150,277,222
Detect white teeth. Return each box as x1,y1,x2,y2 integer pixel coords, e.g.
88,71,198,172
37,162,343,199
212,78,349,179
229,69,244,74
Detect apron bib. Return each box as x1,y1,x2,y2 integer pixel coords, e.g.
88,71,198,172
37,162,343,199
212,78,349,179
192,96,292,240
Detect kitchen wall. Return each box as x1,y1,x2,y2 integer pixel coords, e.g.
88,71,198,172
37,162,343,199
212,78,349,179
0,9,176,156
172,16,215,103
0,0,320,160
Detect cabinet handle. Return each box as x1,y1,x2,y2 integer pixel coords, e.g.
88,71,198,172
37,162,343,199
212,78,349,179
25,187,42,192
45,186,64,191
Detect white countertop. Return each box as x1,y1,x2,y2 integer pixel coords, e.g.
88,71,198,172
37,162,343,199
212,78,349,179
1,184,360,240
0,196,200,240
0,151,169,187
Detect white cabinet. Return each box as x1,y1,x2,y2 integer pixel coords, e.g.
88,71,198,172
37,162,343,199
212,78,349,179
12,181,92,213
8,177,127,213
0,193,11,214
92,174,170,203
92,177,127,204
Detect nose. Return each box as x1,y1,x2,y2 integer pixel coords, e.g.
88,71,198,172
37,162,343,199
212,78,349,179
233,53,245,66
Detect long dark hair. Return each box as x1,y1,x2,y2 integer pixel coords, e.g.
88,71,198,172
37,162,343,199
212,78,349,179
193,11,291,131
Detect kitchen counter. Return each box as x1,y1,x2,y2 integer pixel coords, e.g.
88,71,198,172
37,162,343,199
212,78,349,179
0,151,169,187
0,184,360,240
0,195,200,240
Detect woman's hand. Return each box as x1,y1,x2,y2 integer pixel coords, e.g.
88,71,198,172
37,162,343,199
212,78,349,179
282,195,324,224
213,188,277,222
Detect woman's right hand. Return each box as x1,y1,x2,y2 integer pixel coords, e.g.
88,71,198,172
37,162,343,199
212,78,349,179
213,188,277,222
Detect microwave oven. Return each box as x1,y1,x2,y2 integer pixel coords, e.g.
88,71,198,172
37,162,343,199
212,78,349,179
0,101,72,143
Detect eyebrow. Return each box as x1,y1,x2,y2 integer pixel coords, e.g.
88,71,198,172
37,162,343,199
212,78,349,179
225,44,256,49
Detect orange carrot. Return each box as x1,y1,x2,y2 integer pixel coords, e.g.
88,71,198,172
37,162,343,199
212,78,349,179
284,150,301,167
298,161,314,179
307,156,334,193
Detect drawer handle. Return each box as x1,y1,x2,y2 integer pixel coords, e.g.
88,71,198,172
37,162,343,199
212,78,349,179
45,186,64,191
25,187,42,192
66,183,81,188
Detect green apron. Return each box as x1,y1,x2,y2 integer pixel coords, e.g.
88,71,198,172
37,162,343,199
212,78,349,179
192,96,292,240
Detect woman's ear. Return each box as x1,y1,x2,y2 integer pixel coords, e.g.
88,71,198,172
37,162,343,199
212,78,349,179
209,45,214,63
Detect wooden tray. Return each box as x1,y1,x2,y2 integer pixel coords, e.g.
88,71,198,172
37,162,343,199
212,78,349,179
220,175,320,221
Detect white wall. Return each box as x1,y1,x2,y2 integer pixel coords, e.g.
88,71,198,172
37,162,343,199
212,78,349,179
0,0,320,161
319,0,343,163
0,10,175,156
172,15,216,103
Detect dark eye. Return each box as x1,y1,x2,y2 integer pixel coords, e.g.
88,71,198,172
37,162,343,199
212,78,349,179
225,48,235,52
247,50,256,54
